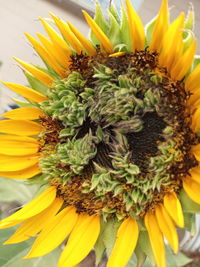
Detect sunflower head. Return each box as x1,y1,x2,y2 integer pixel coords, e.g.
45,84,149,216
1,0,200,266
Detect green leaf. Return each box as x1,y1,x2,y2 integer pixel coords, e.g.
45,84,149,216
184,212,196,235
0,227,61,267
192,55,200,71
27,174,48,185
94,2,109,34
137,230,155,265
185,5,194,31
127,253,137,267
102,219,120,256
90,2,109,45
134,244,147,267
94,236,106,265
24,71,49,95
166,246,192,267
183,31,194,52
180,190,200,213
166,246,180,267
0,228,32,266
108,12,121,47
12,98,36,108
145,15,157,46
34,65,58,80
0,178,37,204
109,5,120,24
141,258,153,267
4,248,61,267
120,7,132,51
173,252,192,267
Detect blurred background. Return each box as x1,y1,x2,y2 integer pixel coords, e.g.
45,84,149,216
0,0,200,266
1,0,200,109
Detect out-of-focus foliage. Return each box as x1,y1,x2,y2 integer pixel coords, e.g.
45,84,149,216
0,227,61,267
0,178,37,204
0,178,61,266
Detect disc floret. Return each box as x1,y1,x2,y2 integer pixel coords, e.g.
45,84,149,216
38,50,198,220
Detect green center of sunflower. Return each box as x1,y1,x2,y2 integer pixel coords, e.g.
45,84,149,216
38,50,198,220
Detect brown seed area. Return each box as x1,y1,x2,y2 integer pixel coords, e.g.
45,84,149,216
42,50,199,219
38,116,63,152
50,177,130,218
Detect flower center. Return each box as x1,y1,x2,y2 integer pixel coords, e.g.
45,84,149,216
39,50,198,220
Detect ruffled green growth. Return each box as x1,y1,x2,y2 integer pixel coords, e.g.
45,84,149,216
38,51,197,221
40,72,86,137
83,64,161,127
90,3,132,51
40,132,97,181
57,133,97,175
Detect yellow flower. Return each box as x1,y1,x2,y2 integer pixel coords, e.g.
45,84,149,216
0,0,200,266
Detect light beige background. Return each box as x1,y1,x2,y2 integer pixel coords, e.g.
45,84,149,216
0,0,200,109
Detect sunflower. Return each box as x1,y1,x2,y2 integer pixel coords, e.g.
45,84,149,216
0,0,200,266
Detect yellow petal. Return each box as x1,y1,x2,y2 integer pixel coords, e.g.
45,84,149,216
171,41,196,80
0,163,41,179
49,13,84,55
191,107,200,132
0,186,57,228
13,57,54,87
0,154,39,172
58,214,100,267
185,64,200,92
145,212,166,267
191,144,200,162
187,90,200,109
67,21,96,55
125,0,145,51
24,207,78,258
2,107,45,120
107,218,139,267
192,103,200,114
189,165,200,183
183,177,200,204
37,33,69,68
164,192,184,228
159,13,185,69
39,18,71,55
109,52,126,57
168,33,184,73
155,205,179,253
150,0,169,51
4,197,63,244
82,10,113,54
0,135,38,156
2,82,48,103
0,119,43,136
25,33,65,76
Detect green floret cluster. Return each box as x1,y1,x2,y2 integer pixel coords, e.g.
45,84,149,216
38,51,191,218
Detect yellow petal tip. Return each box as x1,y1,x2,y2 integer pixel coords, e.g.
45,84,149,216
109,52,126,58
13,57,22,64
1,80,7,86
22,255,30,260
3,240,10,245
49,11,57,18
